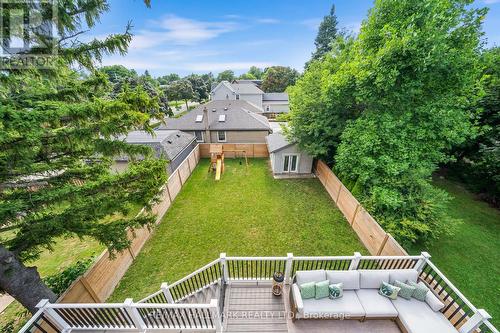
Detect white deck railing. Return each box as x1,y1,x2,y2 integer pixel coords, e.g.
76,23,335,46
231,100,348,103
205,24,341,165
20,253,497,333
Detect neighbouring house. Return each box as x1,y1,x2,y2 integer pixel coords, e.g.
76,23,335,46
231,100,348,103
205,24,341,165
210,80,290,118
232,79,263,87
157,100,272,143
113,130,196,174
266,132,314,177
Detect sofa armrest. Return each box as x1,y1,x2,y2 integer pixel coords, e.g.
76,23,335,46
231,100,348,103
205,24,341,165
292,284,304,313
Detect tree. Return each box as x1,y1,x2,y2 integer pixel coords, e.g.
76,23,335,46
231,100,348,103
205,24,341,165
261,66,300,92
166,80,194,110
306,3,338,68
447,47,500,205
0,0,167,314
99,65,138,84
239,73,257,80
185,74,210,102
158,73,180,85
287,35,358,162
248,66,264,79
332,0,486,246
216,70,235,82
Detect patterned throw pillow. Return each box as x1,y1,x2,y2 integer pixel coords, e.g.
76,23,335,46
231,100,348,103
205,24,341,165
378,282,401,300
315,280,330,300
393,280,416,300
299,281,316,299
328,282,343,299
409,281,429,301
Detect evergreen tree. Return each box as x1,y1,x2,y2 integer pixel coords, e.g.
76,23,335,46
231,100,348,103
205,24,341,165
0,0,166,314
306,4,338,68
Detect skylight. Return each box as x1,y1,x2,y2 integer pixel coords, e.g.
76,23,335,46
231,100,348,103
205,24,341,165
219,114,226,122
195,115,203,123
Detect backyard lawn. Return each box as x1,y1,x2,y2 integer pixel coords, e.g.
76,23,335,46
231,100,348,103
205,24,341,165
410,177,500,326
0,237,103,331
110,158,366,301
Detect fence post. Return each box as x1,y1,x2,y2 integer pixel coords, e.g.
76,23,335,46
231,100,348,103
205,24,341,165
284,253,294,284
210,299,223,332
161,282,175,303
416,252,431,273
220,253,229,284
335,184,343,203
350,203,361,226
124,298,147,330
376,234,390,256
458,309,491,333
349,252,362,270
36,299,71,333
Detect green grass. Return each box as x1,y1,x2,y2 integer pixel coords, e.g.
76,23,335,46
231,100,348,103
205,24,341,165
410,177,500,327
0,236,103,331
109,158,366,301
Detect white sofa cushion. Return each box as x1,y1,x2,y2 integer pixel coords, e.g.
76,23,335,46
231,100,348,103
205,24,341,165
355,289,398,318
296,270,326,286
301,290,365,318
388,269,419,284
359,270,390,289
325,270,360,290
392,297,457,333
425,290,445,312
292,284,304,315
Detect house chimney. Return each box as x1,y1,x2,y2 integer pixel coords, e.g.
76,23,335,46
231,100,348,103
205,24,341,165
203,106,211,143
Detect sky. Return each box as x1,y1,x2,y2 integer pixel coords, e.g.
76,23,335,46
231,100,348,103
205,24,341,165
89,0,500,77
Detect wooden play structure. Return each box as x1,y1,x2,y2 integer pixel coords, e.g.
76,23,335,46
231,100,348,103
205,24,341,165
209,144,225,181
208,144,249,181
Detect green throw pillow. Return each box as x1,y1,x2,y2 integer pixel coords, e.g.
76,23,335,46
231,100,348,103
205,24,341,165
315,280,330,299
409,281,429,301
299,282,316,299
393,280,416,300
328,282,343,299
379,282,401,300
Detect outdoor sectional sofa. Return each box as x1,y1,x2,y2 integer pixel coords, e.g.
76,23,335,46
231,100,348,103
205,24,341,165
290,269,458,333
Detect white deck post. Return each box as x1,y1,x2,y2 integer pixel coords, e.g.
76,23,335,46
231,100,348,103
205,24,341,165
458,309,492,333
349,252,362,270
416,252,432,273
210,299,223,333
284,253,294,284
124,298,147,330
36,299,71,333
161,282,175,303
220,252,229,284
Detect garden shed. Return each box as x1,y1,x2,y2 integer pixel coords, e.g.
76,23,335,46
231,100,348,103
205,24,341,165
265,133,314,178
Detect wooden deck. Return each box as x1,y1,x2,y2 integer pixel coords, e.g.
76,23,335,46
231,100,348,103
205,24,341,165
224,283,288,333
222,283,401,333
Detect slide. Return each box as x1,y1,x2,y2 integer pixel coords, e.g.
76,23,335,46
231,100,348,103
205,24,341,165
215,158,222,181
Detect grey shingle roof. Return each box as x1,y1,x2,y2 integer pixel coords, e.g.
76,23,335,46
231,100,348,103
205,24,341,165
263,93,289,101
265,133,295,153
231,82,264,95
158,100,271,131
118,130,195,160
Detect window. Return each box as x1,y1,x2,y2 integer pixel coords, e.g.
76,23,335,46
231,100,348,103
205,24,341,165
266,105,270,112
283,154,299,173
236,94,240,100
217,131,226,142
194,131,204,142
195,114,203,123
218,114,226,122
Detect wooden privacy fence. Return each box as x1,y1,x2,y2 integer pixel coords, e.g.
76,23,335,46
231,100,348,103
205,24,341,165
199,143,269,158
314,160,407,256
58,145,201,303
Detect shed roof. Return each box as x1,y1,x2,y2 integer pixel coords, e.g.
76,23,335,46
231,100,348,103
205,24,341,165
265,133,296,153
158,100,271,131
